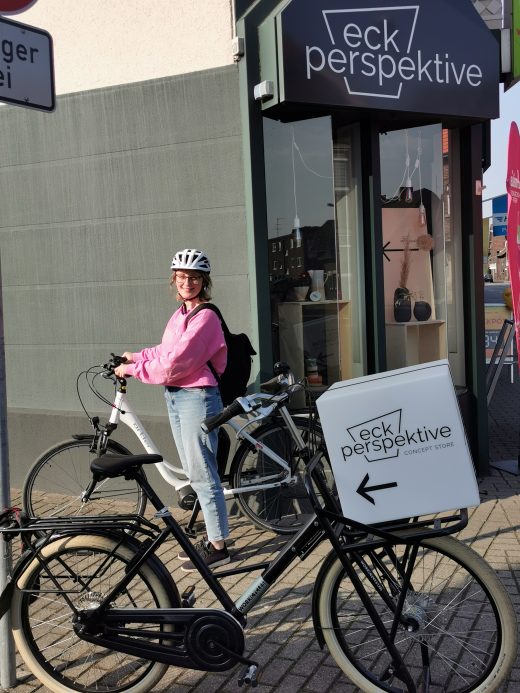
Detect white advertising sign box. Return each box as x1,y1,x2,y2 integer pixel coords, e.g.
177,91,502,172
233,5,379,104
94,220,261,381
316,360,479,524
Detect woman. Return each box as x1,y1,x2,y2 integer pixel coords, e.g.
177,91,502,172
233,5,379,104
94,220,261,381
115,248,230,571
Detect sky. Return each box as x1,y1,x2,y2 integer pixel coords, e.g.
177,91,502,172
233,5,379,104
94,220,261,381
482,84,519,218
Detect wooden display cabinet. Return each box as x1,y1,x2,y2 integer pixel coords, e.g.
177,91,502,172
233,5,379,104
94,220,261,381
278,301,352,400
385,320,447,370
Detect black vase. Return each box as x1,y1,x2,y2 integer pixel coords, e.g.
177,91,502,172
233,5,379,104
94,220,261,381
413,300,432,321
394,288,411,322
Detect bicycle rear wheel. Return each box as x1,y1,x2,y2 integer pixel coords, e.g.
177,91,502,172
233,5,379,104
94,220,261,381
23,437,147,518
11,534,178,693
316,534,517,691
230,419,335,534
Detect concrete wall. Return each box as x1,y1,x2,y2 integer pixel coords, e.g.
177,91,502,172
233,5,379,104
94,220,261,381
0,65,250,486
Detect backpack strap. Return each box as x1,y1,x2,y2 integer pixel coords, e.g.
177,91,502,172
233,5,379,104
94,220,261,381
186,302,230,335
185,303,228,383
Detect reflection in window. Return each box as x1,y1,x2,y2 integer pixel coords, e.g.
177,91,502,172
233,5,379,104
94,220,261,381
380,125,447,370
263,117,366,399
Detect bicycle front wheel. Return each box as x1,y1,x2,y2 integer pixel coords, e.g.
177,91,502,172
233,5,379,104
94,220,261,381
316,534,517,692
230,419,335,534
11,534,178,693
23,437,147,518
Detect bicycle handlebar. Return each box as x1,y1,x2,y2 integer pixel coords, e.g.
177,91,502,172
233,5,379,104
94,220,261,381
103,353,126,371
101,353,130,382
201,377,304,433
201,399,246,433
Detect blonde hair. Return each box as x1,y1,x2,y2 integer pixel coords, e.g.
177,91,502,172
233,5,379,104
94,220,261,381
170,271,212,302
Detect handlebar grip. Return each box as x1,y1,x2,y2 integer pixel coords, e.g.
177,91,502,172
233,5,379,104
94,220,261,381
202,399,245,433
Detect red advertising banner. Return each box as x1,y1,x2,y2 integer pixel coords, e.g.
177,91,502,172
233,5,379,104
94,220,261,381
506,121,520,371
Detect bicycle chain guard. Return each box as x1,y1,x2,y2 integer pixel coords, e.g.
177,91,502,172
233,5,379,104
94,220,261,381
74,607,245,672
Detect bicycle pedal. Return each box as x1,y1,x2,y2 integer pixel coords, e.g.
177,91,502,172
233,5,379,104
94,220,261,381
181,585,196,608
238,664,258,687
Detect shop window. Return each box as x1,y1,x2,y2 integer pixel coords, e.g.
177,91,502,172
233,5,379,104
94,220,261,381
380,125,448,370
263,116,366,402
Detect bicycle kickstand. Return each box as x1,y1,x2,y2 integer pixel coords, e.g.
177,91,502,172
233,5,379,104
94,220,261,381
184,499,201,538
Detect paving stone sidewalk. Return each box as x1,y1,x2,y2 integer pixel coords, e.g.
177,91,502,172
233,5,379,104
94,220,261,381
3,365,520,691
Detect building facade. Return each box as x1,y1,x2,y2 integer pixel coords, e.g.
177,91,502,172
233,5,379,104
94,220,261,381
0,0,514,485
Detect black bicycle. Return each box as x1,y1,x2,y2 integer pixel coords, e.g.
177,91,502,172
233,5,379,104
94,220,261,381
0,397,517,692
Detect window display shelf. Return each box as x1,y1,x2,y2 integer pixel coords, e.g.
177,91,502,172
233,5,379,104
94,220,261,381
385,320,447,370
278,301,352,393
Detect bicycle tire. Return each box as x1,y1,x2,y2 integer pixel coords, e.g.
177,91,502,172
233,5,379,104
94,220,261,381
11,533,178,693
230,419,335,534
315,534,517,692
22,437,147,519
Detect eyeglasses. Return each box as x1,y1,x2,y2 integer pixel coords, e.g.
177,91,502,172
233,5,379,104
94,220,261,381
175,273,203,284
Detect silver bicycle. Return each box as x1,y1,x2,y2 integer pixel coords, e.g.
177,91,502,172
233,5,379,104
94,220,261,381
23,357,334,534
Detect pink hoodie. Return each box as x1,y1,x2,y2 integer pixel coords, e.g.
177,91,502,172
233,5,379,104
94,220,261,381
125,303,227,387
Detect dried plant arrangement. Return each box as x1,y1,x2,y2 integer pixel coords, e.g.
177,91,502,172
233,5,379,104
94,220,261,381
399,235,411,290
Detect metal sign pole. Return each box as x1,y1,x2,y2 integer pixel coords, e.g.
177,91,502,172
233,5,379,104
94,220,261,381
0,12,54,688
0,253,16,687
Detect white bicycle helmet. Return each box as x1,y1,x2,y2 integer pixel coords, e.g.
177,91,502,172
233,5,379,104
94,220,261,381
170,248,211,273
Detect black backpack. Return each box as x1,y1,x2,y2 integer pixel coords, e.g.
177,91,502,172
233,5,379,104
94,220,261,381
187,303,256,406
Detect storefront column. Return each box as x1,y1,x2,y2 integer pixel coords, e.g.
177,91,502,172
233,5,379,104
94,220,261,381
360,120,386,374
460,124,489,474
236,1,282,382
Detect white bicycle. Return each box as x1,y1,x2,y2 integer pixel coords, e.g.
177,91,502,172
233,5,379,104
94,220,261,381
23,355,334,535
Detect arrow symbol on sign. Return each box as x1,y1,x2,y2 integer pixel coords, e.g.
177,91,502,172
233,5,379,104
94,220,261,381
356,473,398,505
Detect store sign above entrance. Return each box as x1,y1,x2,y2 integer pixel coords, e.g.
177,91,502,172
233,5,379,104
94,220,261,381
259,0,499,120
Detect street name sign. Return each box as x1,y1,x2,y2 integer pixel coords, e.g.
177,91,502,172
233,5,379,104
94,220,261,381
0,14,54,111
316,360,479,524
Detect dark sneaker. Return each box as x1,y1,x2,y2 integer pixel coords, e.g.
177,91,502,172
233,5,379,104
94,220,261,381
177,536,208,562
180,538,230,572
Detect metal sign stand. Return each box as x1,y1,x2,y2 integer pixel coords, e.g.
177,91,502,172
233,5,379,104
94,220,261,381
486,318,515,405
0,254,16,687
487,319,519,476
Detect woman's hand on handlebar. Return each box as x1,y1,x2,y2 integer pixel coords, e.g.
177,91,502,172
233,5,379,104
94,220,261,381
113,352,133,378
114,364,128,378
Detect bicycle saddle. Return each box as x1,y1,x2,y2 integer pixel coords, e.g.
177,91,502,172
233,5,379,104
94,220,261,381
91,453,163,477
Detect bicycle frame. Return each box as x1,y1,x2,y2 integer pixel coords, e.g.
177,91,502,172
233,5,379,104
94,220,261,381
9,452,469,684
107,379,309,497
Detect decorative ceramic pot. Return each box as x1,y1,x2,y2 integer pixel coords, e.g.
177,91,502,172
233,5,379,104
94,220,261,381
394,288,411,322
413,300,432,321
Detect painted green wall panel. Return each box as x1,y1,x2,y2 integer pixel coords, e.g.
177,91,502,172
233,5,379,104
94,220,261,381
0,68,241,166
0,64,251,465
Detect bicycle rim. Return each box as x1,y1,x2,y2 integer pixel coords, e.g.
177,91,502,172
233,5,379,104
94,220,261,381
12,534,176,693
231,421,335,534
22,438,147,519
317,535,517,691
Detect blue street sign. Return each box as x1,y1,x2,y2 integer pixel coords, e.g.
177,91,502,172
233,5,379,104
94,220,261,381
492,194,508,236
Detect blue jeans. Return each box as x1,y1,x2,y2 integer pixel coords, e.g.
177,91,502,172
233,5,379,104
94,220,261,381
164,386,229,543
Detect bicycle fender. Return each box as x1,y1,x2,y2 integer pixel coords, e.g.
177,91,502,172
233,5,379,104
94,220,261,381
71,435,135,457
311,549,339,649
